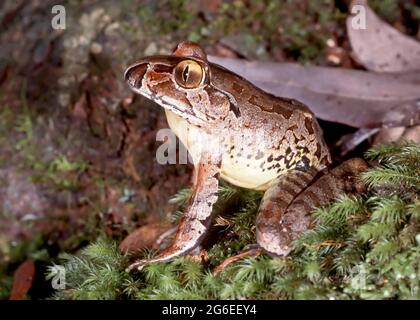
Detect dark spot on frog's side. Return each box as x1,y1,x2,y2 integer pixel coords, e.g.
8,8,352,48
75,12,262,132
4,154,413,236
285,159,296,169
277,106,293,119
296,156,310,171
255,150,264,160
229,101,241,118
298,146,309,154
315,142,321,159
274,155,284,162
304,117,314,134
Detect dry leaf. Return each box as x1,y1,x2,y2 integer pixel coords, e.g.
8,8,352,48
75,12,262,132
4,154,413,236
120,222,172,255
10,259,35,300
208,56,420,128
347,0,420,72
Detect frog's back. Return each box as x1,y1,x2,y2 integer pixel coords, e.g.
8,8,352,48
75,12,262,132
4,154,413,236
208,65,331,190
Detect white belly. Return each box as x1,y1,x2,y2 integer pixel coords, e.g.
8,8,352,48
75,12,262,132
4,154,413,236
220,156,275,191
164,110,276,191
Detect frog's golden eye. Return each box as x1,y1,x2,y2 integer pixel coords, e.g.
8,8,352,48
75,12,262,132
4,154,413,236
174,60,204,89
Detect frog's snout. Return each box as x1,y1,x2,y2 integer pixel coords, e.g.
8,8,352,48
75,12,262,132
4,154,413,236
124,62,148,89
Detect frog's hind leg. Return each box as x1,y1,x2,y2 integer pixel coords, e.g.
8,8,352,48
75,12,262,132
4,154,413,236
127,159,221,272
256,167,321,256
256,158,369,257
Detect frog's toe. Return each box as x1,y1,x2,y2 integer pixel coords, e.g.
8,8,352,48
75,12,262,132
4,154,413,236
126,259,149,272
256,226,292,257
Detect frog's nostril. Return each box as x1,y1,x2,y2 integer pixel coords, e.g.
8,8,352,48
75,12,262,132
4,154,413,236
124,63,147,88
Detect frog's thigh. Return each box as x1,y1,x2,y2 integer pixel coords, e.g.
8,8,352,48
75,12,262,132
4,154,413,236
257,158,369,257
283,157,369,236
256,167,319,256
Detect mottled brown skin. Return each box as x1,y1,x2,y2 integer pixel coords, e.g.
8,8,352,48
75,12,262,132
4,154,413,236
124,42,368,271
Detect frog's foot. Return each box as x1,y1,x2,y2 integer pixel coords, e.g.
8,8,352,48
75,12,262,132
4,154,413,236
126,239,206,272
213,246,263,274
127,157,221,272
126,243,195,272
126,259,148,272
256,158,369,257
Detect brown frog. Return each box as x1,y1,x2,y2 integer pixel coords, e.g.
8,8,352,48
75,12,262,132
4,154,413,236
124,42,368,271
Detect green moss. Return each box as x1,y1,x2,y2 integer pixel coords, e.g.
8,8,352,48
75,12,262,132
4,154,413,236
128,0,345,63
26,154,89,191
48,143,420,300
369,0,401,22
368,0,420,34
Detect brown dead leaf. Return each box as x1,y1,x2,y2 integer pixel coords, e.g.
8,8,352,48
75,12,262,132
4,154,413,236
120,222,172,255
347,0,420,72
10,259,35,300
208,56,420,128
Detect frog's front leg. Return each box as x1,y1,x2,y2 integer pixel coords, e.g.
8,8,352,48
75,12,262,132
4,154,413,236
127,153,221,272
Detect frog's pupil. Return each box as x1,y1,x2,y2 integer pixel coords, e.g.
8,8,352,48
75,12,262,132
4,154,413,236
182,65,189,83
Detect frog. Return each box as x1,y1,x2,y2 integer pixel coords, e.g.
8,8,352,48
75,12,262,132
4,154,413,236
124,41,368,271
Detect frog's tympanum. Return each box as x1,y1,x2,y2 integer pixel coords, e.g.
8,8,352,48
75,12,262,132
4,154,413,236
124,42,368,271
